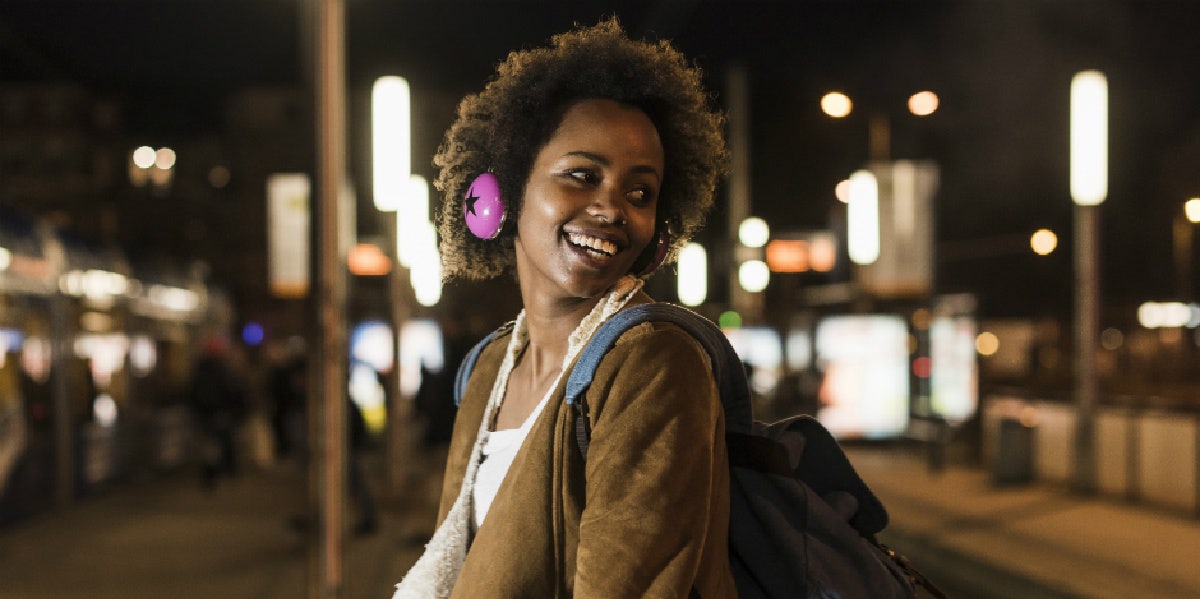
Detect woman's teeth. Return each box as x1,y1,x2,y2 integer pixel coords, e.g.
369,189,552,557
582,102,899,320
566,232,617,256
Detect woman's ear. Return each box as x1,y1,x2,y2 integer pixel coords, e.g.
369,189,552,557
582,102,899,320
632,222,670,277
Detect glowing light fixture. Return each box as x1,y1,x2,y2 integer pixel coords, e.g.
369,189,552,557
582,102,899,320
154,147,176,170
677,243,707,306
397,175,431,267
410,221,442,306
348,242,392,276
820,92,852,118
738,217,770,248
738,260,770,293
0,247,10,271
975,331,999,356
132,146,156,169
1185,198,1200,224
1070,71,1108,206
1030,229,1058,256
835,178,851,203
908,91,939,116
372,76,412,211
847,170,880,265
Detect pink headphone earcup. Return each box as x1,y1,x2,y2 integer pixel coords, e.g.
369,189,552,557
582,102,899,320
637,229,670,277
463,173,506,239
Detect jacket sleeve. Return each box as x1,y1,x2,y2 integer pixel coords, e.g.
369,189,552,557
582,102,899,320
573,323,725,598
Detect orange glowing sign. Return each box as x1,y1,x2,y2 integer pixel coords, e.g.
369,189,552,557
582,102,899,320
348,243,391,276
766,233,837,273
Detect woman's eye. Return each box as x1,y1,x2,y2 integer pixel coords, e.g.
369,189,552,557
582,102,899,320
566,169,598,184
627,187,655,205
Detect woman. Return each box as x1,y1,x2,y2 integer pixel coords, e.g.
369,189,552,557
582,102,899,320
394,18,733,598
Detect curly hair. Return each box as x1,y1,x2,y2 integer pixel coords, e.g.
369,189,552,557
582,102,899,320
434,17,728,280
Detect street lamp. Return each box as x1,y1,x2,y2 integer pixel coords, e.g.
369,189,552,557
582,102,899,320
821,90,939,161
1070,69,1107,495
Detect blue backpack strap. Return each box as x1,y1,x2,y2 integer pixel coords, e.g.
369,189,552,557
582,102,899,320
565,303,753,458
453,321,514,407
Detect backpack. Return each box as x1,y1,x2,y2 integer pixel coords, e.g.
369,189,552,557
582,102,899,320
455,303,945,599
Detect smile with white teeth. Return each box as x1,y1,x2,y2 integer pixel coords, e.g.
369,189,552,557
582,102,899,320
565,232,618,256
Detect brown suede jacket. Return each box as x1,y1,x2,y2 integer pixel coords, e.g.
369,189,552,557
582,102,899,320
436,319,738,598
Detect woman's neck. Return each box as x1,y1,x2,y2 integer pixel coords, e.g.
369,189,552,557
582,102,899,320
518,295,602,379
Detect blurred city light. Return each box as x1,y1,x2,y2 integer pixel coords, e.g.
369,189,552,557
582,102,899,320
975,331,1000,356
677,242,707,306
847,170,880,265
907,91,939,116
396,175,430,267
129,335,157,376
738,217,770,248
93,394,118,427
1100,327,1124,350
820,92,852,118
59,269,129,302
154,147,176,170
834,178,851,203
372,76,412,211
738,259,770,293
1070,71,1108,206
410,221,442,306
348,242,391,276
132,146,156,169
208,165,231,189
1185,198,1200,223
146,284,200,313
1030,228,1058,255
241,322,265,346
1137,301,1200,329
718,310,742,329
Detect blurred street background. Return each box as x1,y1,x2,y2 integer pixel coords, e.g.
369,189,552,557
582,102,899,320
2,1,1200,597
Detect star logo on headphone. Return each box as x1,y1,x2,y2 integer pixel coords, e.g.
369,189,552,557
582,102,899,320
464,191,481,216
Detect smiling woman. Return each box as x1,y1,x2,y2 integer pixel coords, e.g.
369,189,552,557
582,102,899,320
393,17,732,599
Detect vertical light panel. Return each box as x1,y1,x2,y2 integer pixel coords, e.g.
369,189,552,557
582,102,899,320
267,173,310,297
1070,71,1108,206
847,170,880,265
372,76,411,211
677,243,708,307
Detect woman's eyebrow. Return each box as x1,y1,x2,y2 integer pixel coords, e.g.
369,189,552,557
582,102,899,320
563,151,661,178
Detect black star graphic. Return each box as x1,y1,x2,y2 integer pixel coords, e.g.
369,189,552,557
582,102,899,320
465,191,480,216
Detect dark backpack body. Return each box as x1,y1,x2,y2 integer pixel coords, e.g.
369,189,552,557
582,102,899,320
454,303,942,599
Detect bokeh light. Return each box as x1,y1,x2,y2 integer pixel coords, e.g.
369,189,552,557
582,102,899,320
820,92,852,118
1186,198,1200,223
738,260,770,293
975,331,999,356
738,217,770,248
132,145,156,169
908,91,939,116
1030,228,1057,255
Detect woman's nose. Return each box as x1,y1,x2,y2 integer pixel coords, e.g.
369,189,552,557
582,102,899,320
588,186,627,225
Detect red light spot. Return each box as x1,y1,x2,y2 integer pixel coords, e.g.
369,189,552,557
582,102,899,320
912,356,932,378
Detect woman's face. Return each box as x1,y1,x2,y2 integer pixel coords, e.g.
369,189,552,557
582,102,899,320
513,98,664,303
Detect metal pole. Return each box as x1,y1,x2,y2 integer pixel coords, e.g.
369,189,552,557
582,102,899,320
1073,203,1098,494
1174,214,1193,300
312,0,348,596
725,65,754,317
384,213,412,500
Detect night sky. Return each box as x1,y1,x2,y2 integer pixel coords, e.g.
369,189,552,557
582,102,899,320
2,0,1199,320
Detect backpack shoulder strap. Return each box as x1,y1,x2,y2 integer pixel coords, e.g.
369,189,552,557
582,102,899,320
565,303,753,458
453,321,515,407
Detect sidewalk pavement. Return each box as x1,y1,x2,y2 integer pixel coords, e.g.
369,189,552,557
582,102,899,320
848,446,1200,599
0,453,441,599
3,446,1199,599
